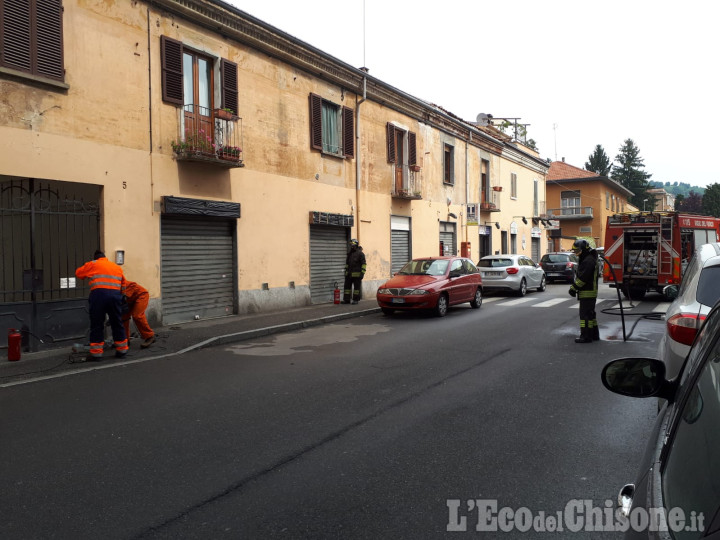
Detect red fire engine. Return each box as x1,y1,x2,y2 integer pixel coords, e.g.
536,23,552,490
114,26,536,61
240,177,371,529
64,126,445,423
603,211,720,299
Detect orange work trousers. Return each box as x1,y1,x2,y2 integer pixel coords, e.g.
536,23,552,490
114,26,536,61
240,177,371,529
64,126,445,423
122,292,154,340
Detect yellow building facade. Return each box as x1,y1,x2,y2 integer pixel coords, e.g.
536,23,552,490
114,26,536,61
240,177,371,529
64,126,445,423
0,0,548,349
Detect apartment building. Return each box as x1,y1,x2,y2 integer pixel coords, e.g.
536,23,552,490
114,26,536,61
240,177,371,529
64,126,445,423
546,160,633,251
0,0,548,350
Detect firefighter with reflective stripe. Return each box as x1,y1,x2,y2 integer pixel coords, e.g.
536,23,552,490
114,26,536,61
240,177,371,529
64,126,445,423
121,279,155,349
75,250,128,359
342,239,366,304
568,239,599,343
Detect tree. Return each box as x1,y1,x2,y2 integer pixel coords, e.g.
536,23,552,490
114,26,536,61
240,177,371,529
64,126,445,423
674,194,685,211
702,183,720,217
611,139,652,208
585,144,611,176
678,190,703,213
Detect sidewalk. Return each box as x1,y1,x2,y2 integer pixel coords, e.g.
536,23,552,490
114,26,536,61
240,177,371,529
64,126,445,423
0,300,380,386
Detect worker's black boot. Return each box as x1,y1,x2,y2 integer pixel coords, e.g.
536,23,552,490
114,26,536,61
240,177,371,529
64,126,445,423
575,324,592,343
592,325,600,341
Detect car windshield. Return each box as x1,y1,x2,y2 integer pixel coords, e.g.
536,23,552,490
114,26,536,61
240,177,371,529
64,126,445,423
541,254,569,263
478,258,513,268
398,259,449,276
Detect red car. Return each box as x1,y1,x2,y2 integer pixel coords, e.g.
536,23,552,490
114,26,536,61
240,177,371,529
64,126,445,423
376,256,483,317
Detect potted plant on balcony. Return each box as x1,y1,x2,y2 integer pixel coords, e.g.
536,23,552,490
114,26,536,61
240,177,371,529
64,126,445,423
214,107,237,121
172,129,216,157
217,145,242,161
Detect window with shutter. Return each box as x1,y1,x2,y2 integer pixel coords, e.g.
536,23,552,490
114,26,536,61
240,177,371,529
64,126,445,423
0,0,64,82
308,93,353,158
220,58,238,114
161,36,183,105
443,144,455,185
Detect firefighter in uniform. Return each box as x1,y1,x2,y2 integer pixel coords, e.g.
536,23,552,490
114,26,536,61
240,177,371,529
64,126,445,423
121,279,156,349
568,239,600,343
75,250,129,360
343,239,366,304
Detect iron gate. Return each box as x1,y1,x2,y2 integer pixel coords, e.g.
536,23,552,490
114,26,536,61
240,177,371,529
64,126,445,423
0,178,101,351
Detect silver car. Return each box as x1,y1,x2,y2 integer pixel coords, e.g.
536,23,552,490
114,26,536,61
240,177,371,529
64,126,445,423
659,242,720,381
477,254,546,296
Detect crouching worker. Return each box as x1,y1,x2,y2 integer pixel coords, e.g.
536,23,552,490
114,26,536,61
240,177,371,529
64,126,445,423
122,279,155,349
75,250,128,360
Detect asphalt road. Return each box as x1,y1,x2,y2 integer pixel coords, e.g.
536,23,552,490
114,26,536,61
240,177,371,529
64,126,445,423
0,284,665,539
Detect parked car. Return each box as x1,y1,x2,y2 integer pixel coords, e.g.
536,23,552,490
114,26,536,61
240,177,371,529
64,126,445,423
658,242,720,381
376,256,482,317
539,252,578,283
601,297,720,539
477,254,546,296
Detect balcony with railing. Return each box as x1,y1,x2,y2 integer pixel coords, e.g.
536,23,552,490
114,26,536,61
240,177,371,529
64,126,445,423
546,206,594,220
479,190,501,212
391,165,422,199
171,105,244,168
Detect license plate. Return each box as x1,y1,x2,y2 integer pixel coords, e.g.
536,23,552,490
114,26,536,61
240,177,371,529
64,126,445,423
548,273,562,277
391,298,405,304
484,271,502,277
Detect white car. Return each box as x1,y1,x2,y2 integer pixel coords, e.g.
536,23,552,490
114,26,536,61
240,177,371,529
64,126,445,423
477,254,546,296
658,242,720,381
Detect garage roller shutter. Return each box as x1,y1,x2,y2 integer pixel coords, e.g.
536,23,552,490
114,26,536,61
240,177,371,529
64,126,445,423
161,217,235,324
310,225,347,303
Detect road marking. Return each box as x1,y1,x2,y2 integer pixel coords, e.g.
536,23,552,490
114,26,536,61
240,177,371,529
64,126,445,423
496,297,535,306
533,298,569,308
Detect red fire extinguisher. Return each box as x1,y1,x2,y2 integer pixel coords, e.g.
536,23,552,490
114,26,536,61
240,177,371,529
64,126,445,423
7,328,21,361
333,281,341,304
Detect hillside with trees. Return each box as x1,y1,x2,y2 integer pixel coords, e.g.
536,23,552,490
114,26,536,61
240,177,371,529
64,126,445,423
649,181,705,197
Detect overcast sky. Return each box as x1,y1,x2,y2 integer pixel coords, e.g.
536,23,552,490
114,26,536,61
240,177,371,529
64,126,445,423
228,0,719,188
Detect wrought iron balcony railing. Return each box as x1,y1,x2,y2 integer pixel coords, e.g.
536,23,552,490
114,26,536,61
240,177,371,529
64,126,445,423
391,165,422,199
171,104,244,168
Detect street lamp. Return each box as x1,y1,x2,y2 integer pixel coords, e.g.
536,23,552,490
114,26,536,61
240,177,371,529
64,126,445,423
643,198,648,211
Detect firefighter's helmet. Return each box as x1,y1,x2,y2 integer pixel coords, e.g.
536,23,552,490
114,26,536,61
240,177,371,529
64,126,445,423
349,238,359,248
572,239,590,254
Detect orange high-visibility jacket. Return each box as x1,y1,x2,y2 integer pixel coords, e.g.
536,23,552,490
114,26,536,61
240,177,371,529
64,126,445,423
75,257,124,291
121,279,148,303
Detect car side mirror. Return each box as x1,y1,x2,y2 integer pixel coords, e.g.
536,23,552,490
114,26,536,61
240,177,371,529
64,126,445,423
663,285,679,300
601,358,668,398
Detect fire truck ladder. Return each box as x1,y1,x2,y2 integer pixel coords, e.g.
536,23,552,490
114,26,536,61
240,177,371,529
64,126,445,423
659,215,673,275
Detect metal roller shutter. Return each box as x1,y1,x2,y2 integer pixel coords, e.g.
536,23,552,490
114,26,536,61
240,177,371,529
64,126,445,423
391,230,410,275
439,222,457,256
161,216,236,324
310,225,347,303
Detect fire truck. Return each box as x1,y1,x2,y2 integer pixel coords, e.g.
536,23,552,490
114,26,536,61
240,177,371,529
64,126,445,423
603,211,720,299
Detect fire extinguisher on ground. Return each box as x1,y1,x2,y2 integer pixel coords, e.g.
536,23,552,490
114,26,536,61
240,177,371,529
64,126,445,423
333,281,341,304
7,328,22,361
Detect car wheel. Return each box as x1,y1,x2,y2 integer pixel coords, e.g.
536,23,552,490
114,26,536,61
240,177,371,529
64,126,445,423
381,308,394,316
537,276,546,292
435,294,448,317
470,287,482,309
517,278,527,297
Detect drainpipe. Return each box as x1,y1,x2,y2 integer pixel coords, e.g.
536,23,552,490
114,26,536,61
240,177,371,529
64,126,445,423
465,138,470,248
147,7,155,215
355,71,367,244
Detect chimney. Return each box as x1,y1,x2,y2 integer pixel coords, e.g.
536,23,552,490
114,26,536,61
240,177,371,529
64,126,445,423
562,157,565,162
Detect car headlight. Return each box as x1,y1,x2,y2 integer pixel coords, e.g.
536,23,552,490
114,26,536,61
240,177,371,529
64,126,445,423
408,289,430,295
377,288,391,294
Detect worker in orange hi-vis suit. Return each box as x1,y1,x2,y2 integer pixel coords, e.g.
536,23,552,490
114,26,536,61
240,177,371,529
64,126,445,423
121,279,155,348
75,250,129,360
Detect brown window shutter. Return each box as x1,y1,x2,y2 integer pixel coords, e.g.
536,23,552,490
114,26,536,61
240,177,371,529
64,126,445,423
1,0,32,73
386,123,396,163
34,0,64,80
309,93,322,151
342,106,354,158
408,131,417,166
161,35,183,105
220,58,238,114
